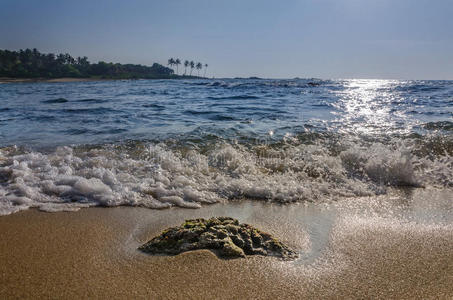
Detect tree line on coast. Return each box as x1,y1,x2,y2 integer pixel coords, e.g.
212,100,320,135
0,48,204,79
167,58,208,77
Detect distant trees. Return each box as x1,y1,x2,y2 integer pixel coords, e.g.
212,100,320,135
175,58,181,75
168,58,209,77
167,58,175,69
184,60,189,75
196,62,202,76
0,48,174,79
0,48,211,79
190,61,195,75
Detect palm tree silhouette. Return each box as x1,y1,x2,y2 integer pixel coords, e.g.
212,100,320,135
196,62,202,76
204,64,208,77
184,60,189,75
175,58,181,75
167,58,175,72
189,61,195,75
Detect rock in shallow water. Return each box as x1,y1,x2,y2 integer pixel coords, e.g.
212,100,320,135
138,217,298,260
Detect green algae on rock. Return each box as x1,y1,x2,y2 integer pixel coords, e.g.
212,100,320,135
138,217,298,259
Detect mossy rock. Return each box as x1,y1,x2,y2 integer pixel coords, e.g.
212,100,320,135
138,217,298,260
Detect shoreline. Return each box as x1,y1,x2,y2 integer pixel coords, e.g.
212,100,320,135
0,77,114,83
1,190,453,299
0,75,204,84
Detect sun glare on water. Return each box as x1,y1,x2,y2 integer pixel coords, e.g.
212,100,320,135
333,79,409,135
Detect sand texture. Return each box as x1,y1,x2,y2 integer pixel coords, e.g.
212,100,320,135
1,189,453,299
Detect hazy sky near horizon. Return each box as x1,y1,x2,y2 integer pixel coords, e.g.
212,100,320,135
1,0,453,79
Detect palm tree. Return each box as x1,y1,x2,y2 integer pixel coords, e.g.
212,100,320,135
80,56,89,66
64,53,75,64
56,54,66,64
175,58,181,75
183,60,189,75
167,58,175,71
196,62,202,76
204,64,208,77
189,61,195,75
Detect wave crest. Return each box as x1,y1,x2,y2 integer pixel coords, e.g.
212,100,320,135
0,138,451,215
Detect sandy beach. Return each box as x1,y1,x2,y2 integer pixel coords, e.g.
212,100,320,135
1,0,452,298
1,189,453,299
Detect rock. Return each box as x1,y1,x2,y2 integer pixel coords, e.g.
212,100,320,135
138,217,298,260
220,240,246,258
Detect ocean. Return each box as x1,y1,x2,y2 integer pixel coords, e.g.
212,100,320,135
0,78,452,215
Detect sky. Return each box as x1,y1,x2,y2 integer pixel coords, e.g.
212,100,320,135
1,0,453,79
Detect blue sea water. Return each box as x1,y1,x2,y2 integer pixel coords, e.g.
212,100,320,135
0,78,452,147
0,78,452,215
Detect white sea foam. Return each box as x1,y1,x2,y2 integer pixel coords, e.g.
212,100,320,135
0,140,451,215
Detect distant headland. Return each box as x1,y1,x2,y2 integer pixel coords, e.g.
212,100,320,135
0,48,207,82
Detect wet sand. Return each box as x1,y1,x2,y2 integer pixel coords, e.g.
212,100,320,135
1,189,453,299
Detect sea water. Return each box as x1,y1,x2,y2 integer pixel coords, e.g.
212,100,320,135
0,78,452,215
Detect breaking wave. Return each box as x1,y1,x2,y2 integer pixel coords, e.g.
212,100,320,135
0,136,451,215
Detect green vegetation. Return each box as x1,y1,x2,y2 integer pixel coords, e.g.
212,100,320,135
0,48,205,79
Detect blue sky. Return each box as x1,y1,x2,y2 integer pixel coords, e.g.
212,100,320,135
1,0,453,79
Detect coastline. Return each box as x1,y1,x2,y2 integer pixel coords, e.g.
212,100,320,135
0,77,113,84
0,75,203,84
2,190,453,299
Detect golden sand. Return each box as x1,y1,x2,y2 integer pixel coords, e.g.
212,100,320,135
1,190,453,299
